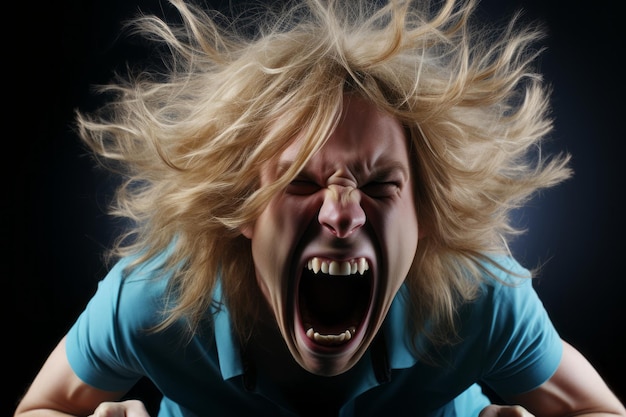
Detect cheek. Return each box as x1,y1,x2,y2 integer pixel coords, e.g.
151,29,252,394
377,198,419,285
249,197,320,287
251,206,285,276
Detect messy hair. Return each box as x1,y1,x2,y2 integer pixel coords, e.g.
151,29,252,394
76,0,571,350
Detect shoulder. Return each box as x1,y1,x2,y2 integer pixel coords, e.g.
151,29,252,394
76,252,175,336
462,255,563,395
480,254,532,285
471,254,536,309
462,254,545,329
64,252,179,390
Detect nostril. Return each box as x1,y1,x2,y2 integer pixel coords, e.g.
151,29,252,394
321,217,363,238
318,186,366,237
321,221,338,236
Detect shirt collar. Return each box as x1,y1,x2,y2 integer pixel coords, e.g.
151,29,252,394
383,285,420,370
212,281,245,380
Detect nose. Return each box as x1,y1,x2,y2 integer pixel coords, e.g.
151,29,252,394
318,185,366,238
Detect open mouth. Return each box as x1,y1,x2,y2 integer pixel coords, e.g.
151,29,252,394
298,257,372,347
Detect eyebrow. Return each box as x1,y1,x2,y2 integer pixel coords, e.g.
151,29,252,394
276,159,410,182
275,160,299,178
369,163,410,181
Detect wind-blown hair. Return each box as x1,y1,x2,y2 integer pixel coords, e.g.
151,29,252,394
76,0,571,349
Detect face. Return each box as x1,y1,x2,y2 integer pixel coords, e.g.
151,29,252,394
242,96,420,376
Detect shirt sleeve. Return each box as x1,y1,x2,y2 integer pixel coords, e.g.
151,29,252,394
478,257,563,397
65,255,169,391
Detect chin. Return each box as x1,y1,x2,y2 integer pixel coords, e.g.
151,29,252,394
290,317,374,376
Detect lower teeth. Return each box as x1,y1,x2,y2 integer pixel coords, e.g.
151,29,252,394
306,327,356,345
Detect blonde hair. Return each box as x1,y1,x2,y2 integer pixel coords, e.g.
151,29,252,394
76,0,571,348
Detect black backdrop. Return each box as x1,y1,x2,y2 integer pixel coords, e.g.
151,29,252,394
9,0,625,414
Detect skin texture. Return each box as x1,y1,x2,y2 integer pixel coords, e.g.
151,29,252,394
504,341,626,416
14,99,626,416
241,96,420,376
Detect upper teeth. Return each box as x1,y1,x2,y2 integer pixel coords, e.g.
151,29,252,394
306,257,369,275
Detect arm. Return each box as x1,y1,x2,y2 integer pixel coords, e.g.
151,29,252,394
500,339,625,417
14,335,148,417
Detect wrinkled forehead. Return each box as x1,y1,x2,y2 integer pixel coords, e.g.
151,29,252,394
258,101,343,182
259,129,325,185
263,96,412,182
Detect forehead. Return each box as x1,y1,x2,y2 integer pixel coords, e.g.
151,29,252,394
278,97,410,176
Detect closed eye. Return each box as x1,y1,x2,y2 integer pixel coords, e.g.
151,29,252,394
360,181,400,198
286,179,321,195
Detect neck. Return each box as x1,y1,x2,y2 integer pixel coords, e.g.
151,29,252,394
243,309,348,416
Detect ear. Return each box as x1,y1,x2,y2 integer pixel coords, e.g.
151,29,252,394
240,222,254,239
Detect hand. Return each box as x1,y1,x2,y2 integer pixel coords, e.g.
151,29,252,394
479,404,535,417
88,399,151,417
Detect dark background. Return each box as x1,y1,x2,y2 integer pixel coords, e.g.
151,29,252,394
9,0,625,414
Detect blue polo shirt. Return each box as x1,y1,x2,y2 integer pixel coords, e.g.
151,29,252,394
66,254,562,416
